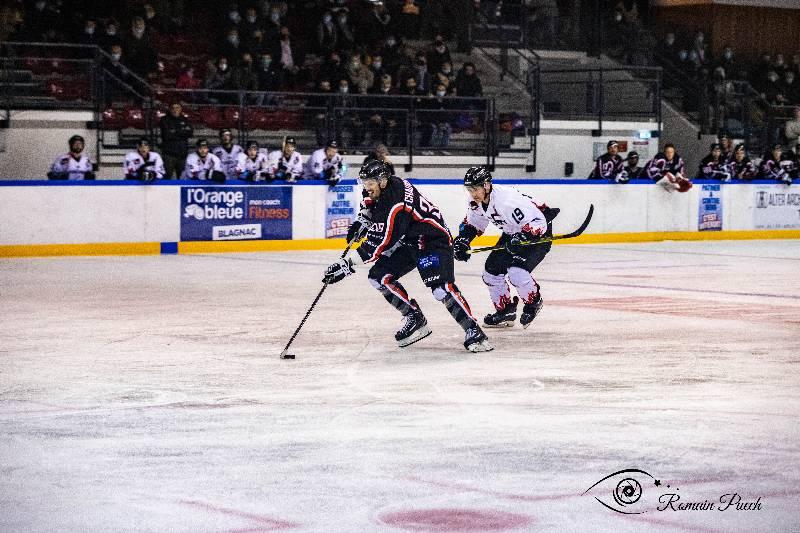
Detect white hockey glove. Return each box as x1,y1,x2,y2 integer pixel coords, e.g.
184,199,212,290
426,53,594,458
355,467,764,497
323,257,355,284
346,208,373,243
615,170,629,184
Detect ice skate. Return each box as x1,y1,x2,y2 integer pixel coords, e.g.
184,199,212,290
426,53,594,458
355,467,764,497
395,301,431,347
520,293,544,329
464,325,493,352
483,296,518,328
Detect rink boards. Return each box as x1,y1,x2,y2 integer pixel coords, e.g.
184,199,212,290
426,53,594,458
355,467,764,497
1,179,799,257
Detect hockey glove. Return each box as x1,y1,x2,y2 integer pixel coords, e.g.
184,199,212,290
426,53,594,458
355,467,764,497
615,170,629,184
323,257,355,284
506,232,537,256
453,236,471,262
346,209,373,243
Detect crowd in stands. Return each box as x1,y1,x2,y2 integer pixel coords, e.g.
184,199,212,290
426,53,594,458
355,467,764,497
590,136,799,186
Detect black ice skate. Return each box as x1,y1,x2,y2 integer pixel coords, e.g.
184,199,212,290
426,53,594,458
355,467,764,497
464,325,494,352
520,293,544,329
395,301,432,347
483,296,519,328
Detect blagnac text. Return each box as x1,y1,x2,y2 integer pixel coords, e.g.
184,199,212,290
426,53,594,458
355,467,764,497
658,493,762,512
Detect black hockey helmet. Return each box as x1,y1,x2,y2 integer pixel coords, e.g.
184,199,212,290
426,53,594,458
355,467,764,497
219,128,232,137
359,158,390,182
464,166,492,187
196,138,209,148
68,135,85,153
137,137,150,147
246,140,259,150
625,151,639,161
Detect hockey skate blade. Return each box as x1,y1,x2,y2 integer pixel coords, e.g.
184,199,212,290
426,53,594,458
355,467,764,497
483,320,515,328
467,340,494,353
397,325,432,348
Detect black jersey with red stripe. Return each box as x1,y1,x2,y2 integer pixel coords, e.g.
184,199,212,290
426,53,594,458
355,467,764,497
357,176,452,263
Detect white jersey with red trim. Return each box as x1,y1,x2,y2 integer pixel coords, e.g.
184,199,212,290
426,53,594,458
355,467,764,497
463,184,548,238
124,150,165,179
234,152,269,180
212,144,244,179
181,152,224,180
49,152,93,180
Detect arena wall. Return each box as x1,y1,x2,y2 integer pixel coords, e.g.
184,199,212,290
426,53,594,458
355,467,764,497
1,180,798,257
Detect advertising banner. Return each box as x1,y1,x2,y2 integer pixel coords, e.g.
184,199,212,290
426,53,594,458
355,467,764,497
325,184,359,239
753,185,800,229
698,183,722,231
180,186,292,241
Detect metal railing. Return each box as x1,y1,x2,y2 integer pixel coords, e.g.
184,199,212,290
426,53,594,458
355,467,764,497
1,42,497,170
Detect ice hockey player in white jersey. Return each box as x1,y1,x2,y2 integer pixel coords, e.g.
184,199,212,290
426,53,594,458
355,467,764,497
124,138,165,181
454,166,559,329
181,139,225,181
235,140,270,181
212,128,243,180
303,140,347,185
266,137,303,182
48,135,95,180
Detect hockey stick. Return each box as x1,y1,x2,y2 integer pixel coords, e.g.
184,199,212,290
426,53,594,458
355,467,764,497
468,204,594,255
280,242,354,359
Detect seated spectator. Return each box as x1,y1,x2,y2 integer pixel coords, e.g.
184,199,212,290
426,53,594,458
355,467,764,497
646,143,692,192
420,84,453,154
123,16,158,79
380,35,403,78
240,7,262,48
434,61,456,94
100,19,122,51
758,144,794,184
426,34,451,77
334,79,365,149
657,32,678,63
762,71,787,105
205,57,234,100
256,52,282,93
773,54,788,76
213,128,244,181
176,65,202,92
312,79,334,146
397,0,421,39
455,62,483,98
303,140,346,185
623,151,644,178
317,10,338,55
346,53,374,95
124,138,165,181
369,54,389,90
727,144,757,180
77,18,100,46
359,2,391,48
411,52,432,95
182,139,225,181
235,140,270,181
782,71,799,104
785,107,800,145
266,137,304,182
589,140,626,182
318,51,347,87
48,135,94,180
231,53,259,98
272,26,303,88
219,29,244,65
160,102,194,179
367,75,401,146
697,143,730,181
334,9,356,51
142,3,169,34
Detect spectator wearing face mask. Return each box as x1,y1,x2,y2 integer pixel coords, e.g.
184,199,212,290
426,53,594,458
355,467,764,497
103,44,133,104
77,18,99,46
256,52,282,93
219,28,243,65
367,75,400,146
316,10,338,55
100,19,122,52
420,83,453,154
359,2,391,48
368,54,388,90
657,32,678,63
142,3,169,34
426,35,451,76
690,31,708,65
232,53,259,102
271,26,303,88
240,7,262,45
761,70,786,105
380,35,402,78
205,56,234,102
412,52,432,95
455,62,483,98
123,17,158,79
312,79,334,146
715,45,742,79
346,53,374,95
334,10,356,52
781,71,799,104
334,79,365,150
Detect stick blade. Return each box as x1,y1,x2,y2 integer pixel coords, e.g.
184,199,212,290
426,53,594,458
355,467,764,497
280,350,296,360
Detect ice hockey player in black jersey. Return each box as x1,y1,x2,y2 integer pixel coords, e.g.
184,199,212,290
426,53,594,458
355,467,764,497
590,140,627,182
322,159,493,352
697,143,731,181
454,166,558,329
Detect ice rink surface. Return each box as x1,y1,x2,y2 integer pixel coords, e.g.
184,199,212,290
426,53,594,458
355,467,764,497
1,240,799,533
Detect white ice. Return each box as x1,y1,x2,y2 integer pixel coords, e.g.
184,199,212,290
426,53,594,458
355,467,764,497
1,240,799,533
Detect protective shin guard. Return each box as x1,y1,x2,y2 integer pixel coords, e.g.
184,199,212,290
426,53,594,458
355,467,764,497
440,283,477,330
369,274,415,315
482,271,512,310
507,266,540,304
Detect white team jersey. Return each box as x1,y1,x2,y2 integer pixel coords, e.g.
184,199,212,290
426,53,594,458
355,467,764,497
303,148,344,180
464,184,548,237
235,152,270,180
266,150,304,179
212,144,244,179
49,153,93,180
181,152,224,180
124,150,165,179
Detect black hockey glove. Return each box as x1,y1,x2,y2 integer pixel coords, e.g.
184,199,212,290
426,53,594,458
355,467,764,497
323,257,355,284
453,236,471,262
506,232,538,256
